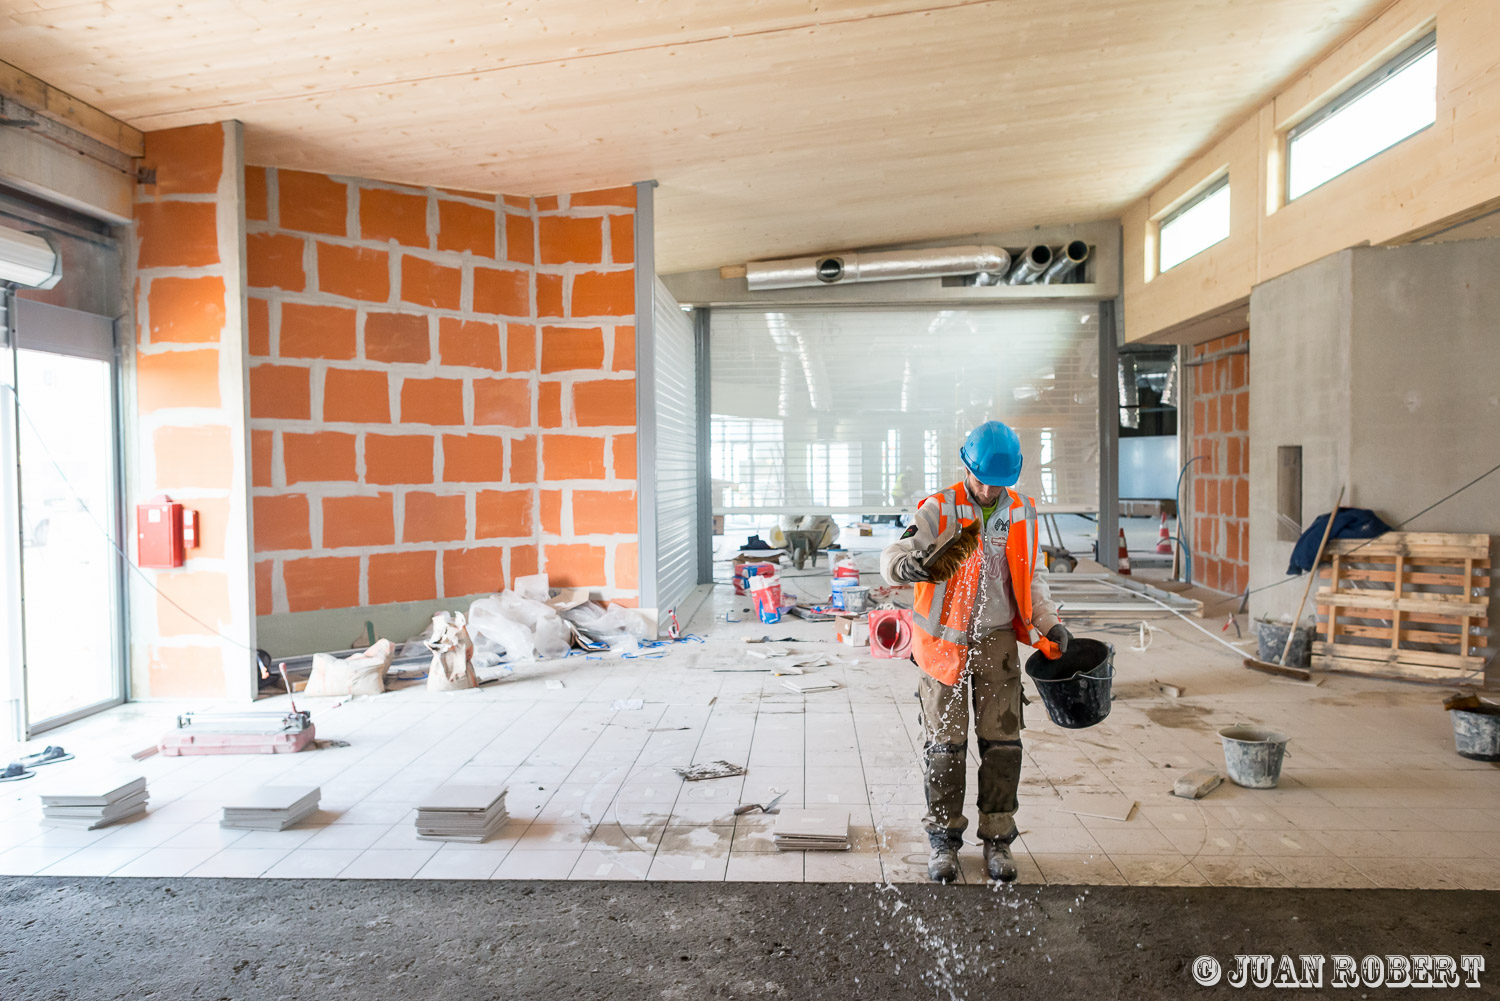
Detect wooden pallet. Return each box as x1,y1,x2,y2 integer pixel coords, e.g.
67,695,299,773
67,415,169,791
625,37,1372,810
1312,532,1493,684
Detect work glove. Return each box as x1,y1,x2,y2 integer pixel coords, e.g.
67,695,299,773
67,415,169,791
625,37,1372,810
1046,623,1072,655
922,521,982,582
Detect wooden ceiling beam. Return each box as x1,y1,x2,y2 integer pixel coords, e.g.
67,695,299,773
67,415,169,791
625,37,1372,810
0,59,144,157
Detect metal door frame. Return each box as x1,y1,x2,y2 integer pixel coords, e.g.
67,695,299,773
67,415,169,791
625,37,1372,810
3,293,128,738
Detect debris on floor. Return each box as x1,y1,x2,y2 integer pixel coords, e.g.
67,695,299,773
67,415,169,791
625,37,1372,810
424,612,479,692
305,638,393,696
1171,768,1223,800
674,760,746,781
17,745,72,767
773,809,851,851
734,789,788,816
781,676,841,694
1058,792,1136,822
1153,680,1183,698
610,698,644,711
545,679,566,690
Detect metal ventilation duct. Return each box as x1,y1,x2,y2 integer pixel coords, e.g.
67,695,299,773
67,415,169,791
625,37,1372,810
1119,355,1140,429
0,226,61,289
1005,245,1053,285
744,245,1010,291
1039,240,1091,284
1161,353,1179,408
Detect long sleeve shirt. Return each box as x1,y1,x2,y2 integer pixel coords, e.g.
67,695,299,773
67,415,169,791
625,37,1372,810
880,492,1061,637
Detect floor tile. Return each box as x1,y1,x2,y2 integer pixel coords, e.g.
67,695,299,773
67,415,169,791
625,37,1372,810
1346,857,1466,890
187,848,293,878
340,848,439,879
156,824,248,850
1031,853,1125,885
263,849,365,879
36,847,147,876
1016,827,1102,854
1267,856,1375,888
493,849,583,879
1193,857,1291,887
1109,854,1210,886
648,851,729,881
726,852,805,881
302,823,403,851
0,845,80,875
110,847,220,877
804,852,884,883
571,849,654,880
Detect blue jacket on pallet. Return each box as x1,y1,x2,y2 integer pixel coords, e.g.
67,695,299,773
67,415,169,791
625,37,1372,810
1287,508,1391,575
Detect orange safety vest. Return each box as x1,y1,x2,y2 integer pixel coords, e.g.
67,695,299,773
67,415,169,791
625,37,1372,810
911,482,1061,685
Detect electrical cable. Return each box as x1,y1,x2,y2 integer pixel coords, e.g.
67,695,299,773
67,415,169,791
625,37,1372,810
1230,456,1500,601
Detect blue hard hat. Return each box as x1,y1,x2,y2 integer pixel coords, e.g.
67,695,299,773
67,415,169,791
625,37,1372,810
960,421,1023,486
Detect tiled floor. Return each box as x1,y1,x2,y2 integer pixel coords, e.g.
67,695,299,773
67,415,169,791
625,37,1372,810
3,562,1497,888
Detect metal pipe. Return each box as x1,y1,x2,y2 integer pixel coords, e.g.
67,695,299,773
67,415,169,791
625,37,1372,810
1184,345,1249,367
1038,240,1090,284
744,245,1010,290
1005,245,1052,285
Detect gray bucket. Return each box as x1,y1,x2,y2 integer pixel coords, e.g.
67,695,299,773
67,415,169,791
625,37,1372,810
842,586,872,614
1219,725,1289,789
1451,707,1500,761
1253,618,1312,668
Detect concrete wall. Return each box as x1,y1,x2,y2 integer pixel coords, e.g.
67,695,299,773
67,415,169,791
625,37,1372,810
1347,239,1500,534
1247,251,1352,622
1248,237,1500,622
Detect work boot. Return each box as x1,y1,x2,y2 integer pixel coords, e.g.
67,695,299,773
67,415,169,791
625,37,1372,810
983,839,1018,883
927,832,960,883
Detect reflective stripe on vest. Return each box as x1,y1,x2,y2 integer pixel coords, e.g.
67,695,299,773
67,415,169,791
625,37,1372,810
911,483,1057,682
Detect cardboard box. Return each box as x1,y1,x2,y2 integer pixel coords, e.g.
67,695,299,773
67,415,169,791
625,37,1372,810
834,613,869,647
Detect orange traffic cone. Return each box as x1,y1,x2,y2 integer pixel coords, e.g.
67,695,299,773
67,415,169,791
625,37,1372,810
1156,512,1173,554
1117,527,1132,575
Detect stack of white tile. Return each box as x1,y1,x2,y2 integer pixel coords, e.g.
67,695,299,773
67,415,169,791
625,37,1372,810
220,786,321,831
40,775,148,830
415,784,508,843
772,809,851,851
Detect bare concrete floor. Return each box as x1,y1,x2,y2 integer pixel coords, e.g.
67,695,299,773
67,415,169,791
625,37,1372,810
2,876,1497,999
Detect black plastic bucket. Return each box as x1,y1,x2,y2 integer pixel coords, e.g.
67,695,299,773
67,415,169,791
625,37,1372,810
1024,638,1114,729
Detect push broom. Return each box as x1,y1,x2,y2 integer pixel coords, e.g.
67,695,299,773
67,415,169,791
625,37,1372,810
1243,486,1344,681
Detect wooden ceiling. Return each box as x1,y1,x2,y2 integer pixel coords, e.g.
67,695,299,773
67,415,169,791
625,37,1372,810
2,0,1388,273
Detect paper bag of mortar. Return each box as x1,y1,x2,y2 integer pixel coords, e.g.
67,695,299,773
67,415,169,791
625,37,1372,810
305,638,393,696
425,611,478,692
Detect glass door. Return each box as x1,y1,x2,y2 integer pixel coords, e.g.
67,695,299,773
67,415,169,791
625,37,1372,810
4,297,125,734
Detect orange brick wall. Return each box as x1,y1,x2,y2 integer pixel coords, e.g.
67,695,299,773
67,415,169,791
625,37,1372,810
1188,329,1250,595
131,122,255,699
244,169,639,614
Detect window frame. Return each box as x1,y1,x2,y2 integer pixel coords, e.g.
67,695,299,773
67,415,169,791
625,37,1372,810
1285,30,1438,201
1157,174,1231,273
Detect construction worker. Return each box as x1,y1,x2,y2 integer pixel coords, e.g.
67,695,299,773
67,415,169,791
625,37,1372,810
879,420,1071,883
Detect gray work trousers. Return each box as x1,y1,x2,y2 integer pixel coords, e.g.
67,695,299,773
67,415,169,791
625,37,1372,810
917,629,1024,845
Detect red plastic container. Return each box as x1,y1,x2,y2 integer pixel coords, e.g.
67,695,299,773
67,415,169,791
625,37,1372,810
869,609,914,659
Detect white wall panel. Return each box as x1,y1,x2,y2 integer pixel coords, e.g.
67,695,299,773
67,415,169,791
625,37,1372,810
651,278,699,614
710,306,1100,513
